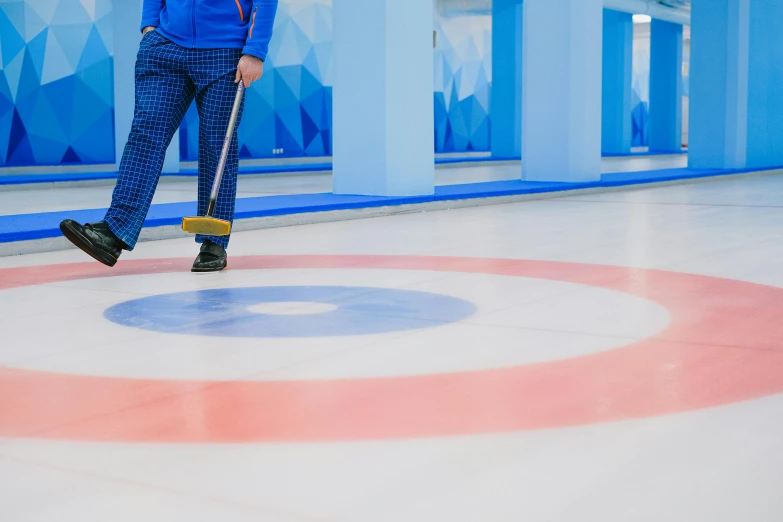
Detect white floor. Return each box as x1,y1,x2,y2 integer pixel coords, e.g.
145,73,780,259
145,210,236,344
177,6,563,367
0,155,688,216
1,169,782,522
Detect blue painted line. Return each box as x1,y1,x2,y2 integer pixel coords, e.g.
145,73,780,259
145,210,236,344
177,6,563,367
104,286,477,337
0,166,775,244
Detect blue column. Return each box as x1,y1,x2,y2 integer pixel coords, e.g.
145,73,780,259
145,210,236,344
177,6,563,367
332,0,434,196
649,20,683,153
491,0,523,159
113,0,179,173
601,9,633,155
522,0,603,182
688,0,783,170
688,0,748,169
746,0,783,168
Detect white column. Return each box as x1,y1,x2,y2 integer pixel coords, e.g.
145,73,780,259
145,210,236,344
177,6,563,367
332,0,434,196
522,0,603,182
113,0,179,173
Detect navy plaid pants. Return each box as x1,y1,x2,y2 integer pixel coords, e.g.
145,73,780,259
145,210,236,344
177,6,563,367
105,30,244,250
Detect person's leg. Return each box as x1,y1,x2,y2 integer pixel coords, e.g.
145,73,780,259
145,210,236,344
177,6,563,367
192,49,245,250
104,32,196,250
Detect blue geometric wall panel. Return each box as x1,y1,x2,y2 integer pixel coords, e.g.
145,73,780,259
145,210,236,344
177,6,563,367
1,0,493,167
0,0,114,167
181,0,333,161
182,0,492,161
434,12,491,153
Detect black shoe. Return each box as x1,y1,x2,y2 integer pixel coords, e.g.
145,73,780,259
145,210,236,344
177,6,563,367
59,220,125,267
192,240,227,273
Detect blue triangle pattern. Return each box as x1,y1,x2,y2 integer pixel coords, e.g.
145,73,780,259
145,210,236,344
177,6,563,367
300,105,319,150
27,0,58,25
434,13,492,153
61,145,80,163
4,51,25,102
72,107,113,163
49,23,93,70
4,2,497,166
0,110,13,164
77,26,110,72
0,0,113,166
28,134,68,164
180,0,492,161
25,28,49,82
298,67,321,103
52,0,92,26
7,108,30,163
28,89,66,143
24,3,48,43
42,76,76,136
0,8,26,68
0,76,13,115
300,90,324,133
16,48,42,103
2,2,26,42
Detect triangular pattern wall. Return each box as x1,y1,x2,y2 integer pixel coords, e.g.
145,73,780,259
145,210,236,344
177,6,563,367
0,0,114,166
1,0,494,167
434,12,491,154
180,0,334,161
182,0,493,161
0,2,692,168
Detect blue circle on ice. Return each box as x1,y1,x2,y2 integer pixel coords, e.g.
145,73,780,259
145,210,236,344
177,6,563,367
104,286,477,338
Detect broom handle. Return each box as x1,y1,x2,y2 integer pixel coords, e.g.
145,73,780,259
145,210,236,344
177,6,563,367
206,81,245,217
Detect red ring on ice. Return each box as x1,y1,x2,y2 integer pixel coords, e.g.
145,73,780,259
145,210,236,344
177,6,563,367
1,255,782,443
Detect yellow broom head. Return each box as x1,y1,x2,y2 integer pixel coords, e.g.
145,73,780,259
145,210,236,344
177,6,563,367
181,216,232,236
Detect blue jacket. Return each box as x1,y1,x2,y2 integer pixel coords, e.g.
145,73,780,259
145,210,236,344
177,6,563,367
141,0,278,62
